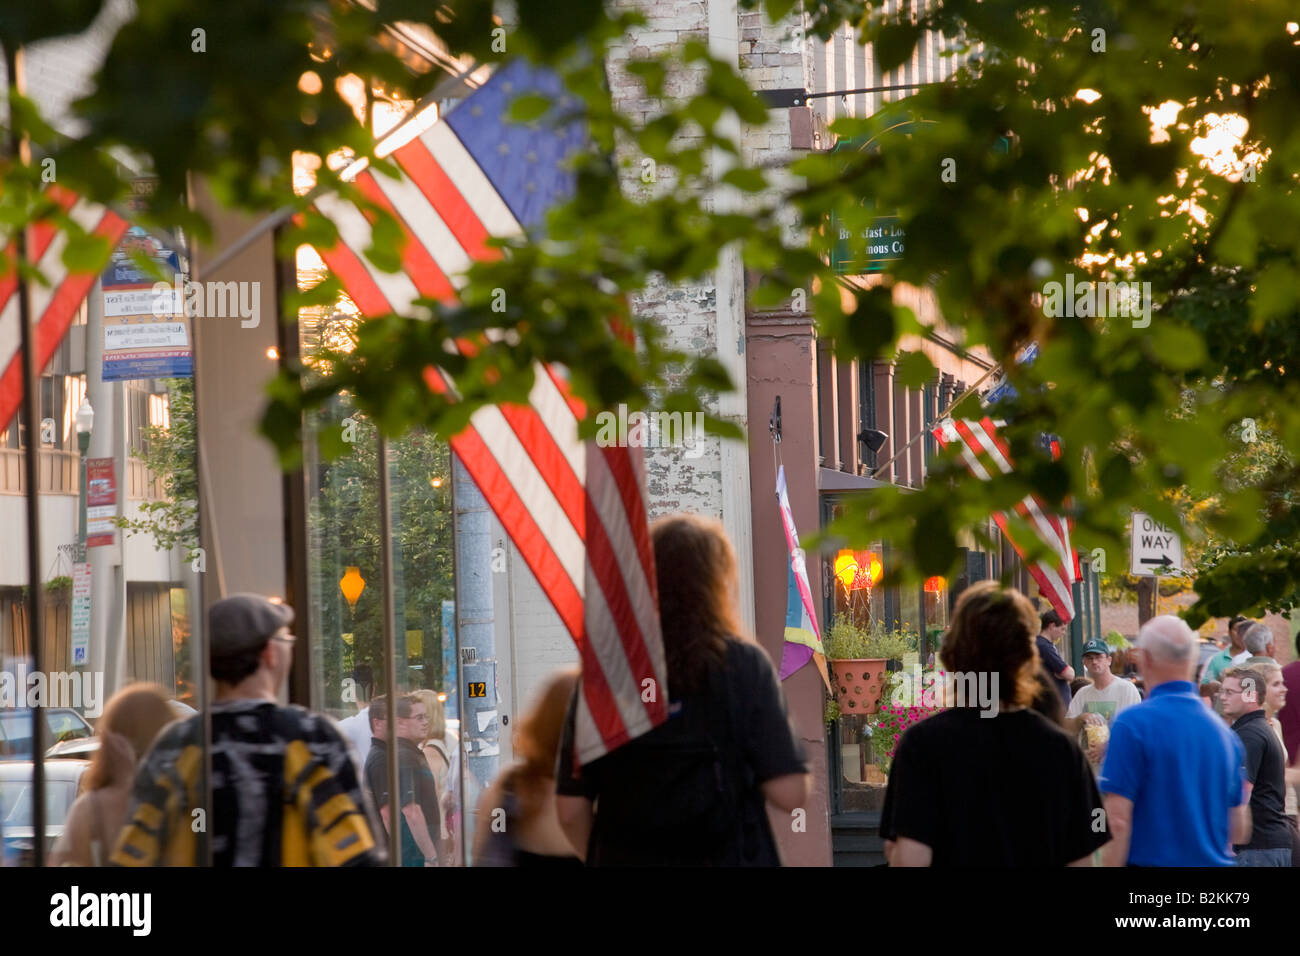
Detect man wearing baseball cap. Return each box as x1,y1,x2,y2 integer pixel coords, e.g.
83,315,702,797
1065,637,1142,769
113,594,383,866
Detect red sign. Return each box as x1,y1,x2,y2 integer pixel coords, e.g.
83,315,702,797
86,457,117,547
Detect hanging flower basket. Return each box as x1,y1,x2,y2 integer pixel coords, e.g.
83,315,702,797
828,658,889,715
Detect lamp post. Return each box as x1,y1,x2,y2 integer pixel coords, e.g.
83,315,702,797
75,398,94,563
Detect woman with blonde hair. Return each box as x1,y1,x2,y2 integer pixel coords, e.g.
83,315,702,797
409,689,452,795
1256,662,1300,825
555,513,809,866
879,581,1108,866
50,683,177,866
475,668,582,867
409,688,457,857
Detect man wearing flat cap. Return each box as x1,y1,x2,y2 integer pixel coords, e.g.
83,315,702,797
112,594,383,866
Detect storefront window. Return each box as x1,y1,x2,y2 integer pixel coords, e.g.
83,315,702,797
824,498,956,814
297,243,461,864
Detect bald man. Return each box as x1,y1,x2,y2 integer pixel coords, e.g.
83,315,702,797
1099,616,1250,866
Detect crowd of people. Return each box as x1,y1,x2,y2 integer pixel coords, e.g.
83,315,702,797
880,588,1300,867
34,511,1298,868
38,512,807,867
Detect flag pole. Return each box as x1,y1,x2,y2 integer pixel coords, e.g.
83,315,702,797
377,430,401,866
869,361,1003,479
5,43,48,868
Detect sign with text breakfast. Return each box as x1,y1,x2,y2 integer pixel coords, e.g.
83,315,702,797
101,227,193,381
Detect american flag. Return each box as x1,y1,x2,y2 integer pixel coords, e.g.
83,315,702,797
933,416,1080,622
0,186,128,430
309,59,669,763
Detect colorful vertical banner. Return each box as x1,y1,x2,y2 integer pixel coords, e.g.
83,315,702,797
775,465,832,691
101,227,193,381
85,457,117,548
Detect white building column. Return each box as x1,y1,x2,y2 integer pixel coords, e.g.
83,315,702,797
84,282,128,698
708,0,756,634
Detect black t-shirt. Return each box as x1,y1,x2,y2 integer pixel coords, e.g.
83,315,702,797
364,737,442,863
556,638,806,865
880,707,1109,866
1231,710,1292,851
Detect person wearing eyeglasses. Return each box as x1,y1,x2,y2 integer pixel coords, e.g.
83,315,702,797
113,594,383,866
364,694,444,866
1222,667,1291,866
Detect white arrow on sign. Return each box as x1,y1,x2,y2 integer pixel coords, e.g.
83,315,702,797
1130,511,1183,577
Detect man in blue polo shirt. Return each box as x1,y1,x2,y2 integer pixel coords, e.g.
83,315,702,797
1099,616,1249,866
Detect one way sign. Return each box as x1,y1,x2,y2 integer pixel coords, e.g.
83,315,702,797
1130,511,1183,576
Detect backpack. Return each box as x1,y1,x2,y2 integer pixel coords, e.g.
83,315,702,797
586,661,775,866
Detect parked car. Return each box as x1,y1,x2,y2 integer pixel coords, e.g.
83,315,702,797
45,737,100,761
0,709,94,760
0,759,91,866
44,698,192,762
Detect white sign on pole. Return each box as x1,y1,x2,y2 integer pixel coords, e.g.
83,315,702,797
71,562,92,666
1130,511,1183,576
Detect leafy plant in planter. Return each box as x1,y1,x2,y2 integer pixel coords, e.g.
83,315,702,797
825,619,918,716
825,619,916,662
20,576,73,606
863,627,912,664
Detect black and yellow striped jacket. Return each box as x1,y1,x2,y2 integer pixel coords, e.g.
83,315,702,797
112,699,383,867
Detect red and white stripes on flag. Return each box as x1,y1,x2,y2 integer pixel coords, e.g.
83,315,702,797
307,118,670,764
0,185,128,429
933,417,1080,622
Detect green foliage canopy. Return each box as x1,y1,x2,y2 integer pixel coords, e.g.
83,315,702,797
5,0,1300,625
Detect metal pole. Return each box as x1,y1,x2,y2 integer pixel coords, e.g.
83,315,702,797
869,361,1003,478
78,436,89,561
451,452,499,864
377,431,401,866
6,45,47,868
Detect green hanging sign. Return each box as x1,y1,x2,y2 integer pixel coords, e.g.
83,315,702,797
826,115,1008,276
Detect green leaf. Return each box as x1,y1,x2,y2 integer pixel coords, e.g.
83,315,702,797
687,357,735,392
721,168,769,192
1250,262,1297,328
843,287,897,361
508,93,553,123
1147,323,1208,371
872,21,923,74
687,96,725,131
894,350,936,388
366,214,405,275
61,233,112,273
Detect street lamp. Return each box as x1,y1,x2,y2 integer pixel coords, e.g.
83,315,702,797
76,398,94,563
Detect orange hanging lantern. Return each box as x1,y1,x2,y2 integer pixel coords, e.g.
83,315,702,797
924,575,946,593
834,550,859,593
863,551,883,586
836,549,882,592
340,566,366,610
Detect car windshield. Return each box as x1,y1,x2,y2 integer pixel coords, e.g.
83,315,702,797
0,779,78,828
0,713,33,757
0,711,91,758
